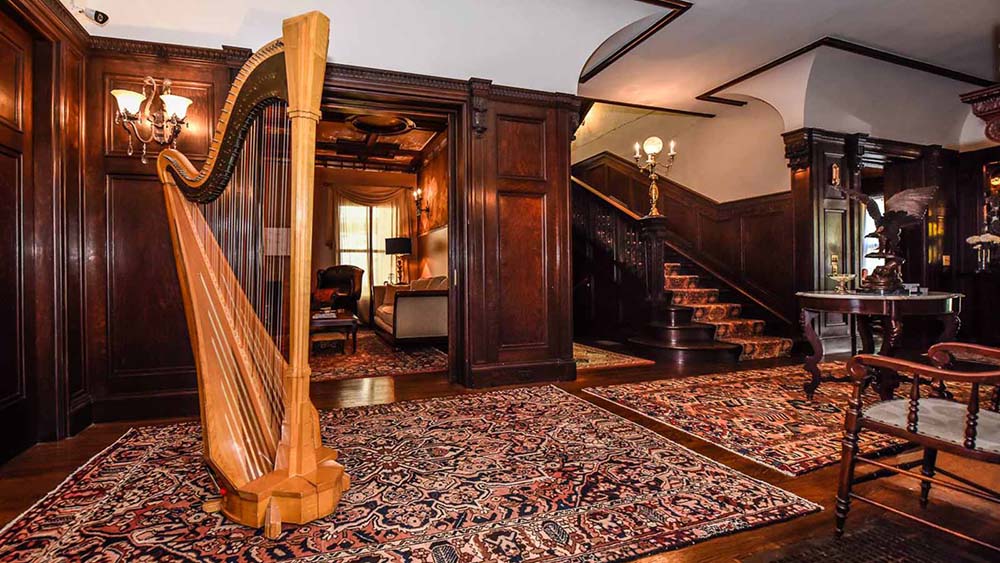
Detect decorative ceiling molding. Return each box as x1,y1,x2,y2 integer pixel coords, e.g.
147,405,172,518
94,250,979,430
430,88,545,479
584,97,715,119
961,84,1000,142
579,0,691,84
88,36,252,66
701,37,996,107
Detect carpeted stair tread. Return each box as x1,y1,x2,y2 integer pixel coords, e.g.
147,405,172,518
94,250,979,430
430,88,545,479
687,302,742,321
669,288,718,305
664,274,699,289
702,318,764,338
720,335,794,361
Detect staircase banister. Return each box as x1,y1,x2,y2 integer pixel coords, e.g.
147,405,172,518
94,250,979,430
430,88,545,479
660,235,794,327
572,176,641,220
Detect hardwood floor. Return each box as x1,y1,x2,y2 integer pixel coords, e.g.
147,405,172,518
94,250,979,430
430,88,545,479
1,353,997,561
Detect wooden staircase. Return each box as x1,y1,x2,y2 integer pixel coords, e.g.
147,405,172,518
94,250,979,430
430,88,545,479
629,248,792,363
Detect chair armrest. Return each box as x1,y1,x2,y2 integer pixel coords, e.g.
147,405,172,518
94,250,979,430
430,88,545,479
928,342,1000,368
847,354,1000,385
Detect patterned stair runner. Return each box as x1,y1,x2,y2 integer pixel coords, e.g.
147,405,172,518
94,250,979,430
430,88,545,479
664,263,792,360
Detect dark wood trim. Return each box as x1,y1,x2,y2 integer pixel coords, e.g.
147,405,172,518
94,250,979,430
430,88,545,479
699,36,996,107
582,97,715,119
961,84,1000,143
88,36,252,67
578,0,691,84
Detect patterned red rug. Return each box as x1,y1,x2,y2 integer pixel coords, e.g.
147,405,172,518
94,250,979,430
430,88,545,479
311,337,651,382
0,387,818,562
585,362,905,476
310,330,448,382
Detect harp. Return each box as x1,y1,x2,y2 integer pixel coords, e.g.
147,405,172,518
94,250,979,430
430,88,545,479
156,12,348,537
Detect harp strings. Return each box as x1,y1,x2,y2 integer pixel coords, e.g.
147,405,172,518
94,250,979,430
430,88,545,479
200,100,291,442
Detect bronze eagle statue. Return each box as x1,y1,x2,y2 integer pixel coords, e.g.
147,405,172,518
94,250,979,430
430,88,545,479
835,184,937,293
836,185,938,258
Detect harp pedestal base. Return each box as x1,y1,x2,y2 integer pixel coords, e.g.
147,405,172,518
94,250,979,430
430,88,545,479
221,446,350,537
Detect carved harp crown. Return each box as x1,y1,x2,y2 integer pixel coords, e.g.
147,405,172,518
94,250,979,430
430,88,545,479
156,12,348,536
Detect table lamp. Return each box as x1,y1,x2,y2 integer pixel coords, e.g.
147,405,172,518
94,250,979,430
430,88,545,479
385,237,412,284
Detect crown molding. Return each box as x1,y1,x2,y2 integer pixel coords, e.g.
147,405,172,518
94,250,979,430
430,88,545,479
962,84,1000,142
88,36,252,66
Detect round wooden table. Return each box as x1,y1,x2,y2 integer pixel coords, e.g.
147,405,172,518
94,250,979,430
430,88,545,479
796,290,963,399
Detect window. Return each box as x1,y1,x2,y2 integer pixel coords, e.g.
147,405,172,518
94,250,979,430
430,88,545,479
861,195,883,275
337,199,405,322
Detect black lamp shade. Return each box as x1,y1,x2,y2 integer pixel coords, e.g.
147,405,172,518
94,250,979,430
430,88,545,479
385,237,412,255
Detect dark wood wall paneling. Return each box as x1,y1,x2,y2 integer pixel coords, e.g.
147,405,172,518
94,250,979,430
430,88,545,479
0,0,88,462
954,145,1000,346
464,82,578,387
572,152,795,324
83,44,242,421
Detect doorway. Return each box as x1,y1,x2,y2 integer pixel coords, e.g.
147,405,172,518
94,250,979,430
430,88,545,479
308,102,458,383
0,8,36,462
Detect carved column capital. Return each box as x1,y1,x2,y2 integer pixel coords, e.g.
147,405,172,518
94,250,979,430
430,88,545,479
961,84,1000,143
469,78,492,138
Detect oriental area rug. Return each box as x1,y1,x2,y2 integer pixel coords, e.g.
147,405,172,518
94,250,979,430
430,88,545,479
310,330,448,382
585,362,906,476
0,386,818,562
310,337,651,382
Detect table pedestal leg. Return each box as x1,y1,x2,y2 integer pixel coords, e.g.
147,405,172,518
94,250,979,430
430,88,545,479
875,317,903,400
801,309,824,400
857,315,875,354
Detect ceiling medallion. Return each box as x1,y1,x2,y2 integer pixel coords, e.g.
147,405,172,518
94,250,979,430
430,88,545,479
347,114,415,136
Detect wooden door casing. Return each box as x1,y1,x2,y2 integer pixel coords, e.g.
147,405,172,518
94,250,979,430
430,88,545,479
0,9,35,462
464,96,576,387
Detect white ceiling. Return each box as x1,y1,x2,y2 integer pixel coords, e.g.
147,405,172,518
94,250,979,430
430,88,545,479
579,0,1000,114
66,0,661,94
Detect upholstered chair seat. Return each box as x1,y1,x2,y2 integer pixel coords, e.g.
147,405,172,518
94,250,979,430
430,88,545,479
865,398,1000,455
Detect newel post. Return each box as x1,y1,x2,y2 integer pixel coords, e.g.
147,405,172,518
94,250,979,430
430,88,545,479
640,215,670,321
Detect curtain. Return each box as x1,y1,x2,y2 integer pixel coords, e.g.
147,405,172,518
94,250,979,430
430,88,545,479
328,186,415,323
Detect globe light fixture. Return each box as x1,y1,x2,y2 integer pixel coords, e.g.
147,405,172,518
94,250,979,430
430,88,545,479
633,136,677,217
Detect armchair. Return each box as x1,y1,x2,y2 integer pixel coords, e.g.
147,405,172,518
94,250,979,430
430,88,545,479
836,342,1000,551
314,265,364,314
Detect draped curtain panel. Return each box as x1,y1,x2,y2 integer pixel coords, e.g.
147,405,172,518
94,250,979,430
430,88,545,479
324,186,415,323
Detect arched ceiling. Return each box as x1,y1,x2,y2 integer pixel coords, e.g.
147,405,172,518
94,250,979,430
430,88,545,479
579,0,999,114
66,0,663,94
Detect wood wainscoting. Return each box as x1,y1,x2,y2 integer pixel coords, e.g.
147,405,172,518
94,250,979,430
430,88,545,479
465,86,578,387
82,41,244,422
0,0,88,462
572,152,795,324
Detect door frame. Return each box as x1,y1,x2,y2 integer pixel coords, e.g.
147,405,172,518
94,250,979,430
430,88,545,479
320,65,470,383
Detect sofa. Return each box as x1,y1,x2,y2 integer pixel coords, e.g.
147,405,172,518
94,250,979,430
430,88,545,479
372,275,448,344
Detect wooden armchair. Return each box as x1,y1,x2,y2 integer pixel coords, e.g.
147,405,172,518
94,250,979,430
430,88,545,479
836,342,1000,551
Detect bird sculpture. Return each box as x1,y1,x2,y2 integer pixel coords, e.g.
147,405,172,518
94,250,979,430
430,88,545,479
835,185,938,293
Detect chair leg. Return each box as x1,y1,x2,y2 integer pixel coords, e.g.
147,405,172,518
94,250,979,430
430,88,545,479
920,447,937,508
835,422,862,536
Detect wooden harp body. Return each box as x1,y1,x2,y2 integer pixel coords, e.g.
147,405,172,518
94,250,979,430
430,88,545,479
156,11,347,536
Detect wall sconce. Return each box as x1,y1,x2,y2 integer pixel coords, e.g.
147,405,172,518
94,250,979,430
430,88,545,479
633,136,676,217
413,187,430,219
111,77,192,164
